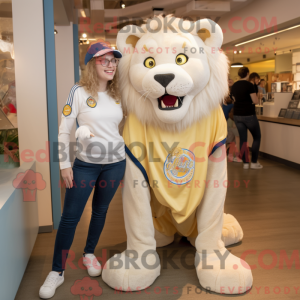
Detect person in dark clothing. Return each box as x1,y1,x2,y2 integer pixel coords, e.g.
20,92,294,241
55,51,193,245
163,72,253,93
222,78,234,120
230,67,263,169
249,72,260,95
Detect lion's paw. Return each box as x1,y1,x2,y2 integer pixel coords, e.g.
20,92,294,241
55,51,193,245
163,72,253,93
222,213,243,246
195,248,253,294
102,250,160,291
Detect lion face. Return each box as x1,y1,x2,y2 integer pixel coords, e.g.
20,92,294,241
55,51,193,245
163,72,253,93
128,31,211,124
117,16,229,132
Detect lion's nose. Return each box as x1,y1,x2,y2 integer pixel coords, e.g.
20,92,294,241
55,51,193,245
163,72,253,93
154,73,175,88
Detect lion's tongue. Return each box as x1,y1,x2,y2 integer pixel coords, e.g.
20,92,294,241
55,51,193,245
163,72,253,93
160,95,177,106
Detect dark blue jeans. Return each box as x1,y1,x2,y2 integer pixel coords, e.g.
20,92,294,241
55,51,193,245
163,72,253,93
52,157,126,272
234,115,261,163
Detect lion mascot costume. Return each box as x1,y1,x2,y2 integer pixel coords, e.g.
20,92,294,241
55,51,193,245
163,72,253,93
102,16,253,294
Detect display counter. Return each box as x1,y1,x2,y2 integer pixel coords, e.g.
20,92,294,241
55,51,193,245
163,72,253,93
0,161,39,300
248,116,300,168
257,115,300,126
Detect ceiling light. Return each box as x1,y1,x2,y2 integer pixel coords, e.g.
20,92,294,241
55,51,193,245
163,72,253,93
82,33,87,38
80,9,86,18
120,1,125,8
234,50,237,54
235,24,300,47
239,50,242,53
231,62,243,68
54,29,58,34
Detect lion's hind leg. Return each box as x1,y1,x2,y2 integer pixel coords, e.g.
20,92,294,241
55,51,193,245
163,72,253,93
188,213,244,248
222,213,243,246
155,229,174,247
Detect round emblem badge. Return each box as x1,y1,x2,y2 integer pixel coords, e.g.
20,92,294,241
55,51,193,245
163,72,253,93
62,104,72,116
86,97,97,108
163,147,195,185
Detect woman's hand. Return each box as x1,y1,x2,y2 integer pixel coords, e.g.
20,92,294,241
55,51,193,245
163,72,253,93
224,95,233,105
61,167,73,189
75,126,95,139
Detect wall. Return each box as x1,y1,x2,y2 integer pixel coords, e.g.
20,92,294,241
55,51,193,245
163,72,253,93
55,24,75,131
245,60,275,74
275,53,292,73
229,60,275,82
12,0,53,229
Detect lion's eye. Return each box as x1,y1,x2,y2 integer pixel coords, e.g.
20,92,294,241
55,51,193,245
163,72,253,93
144,57,156,69
176,54,188,65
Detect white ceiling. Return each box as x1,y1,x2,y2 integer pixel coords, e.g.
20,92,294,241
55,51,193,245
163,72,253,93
1,0,299,65
226,25,300,64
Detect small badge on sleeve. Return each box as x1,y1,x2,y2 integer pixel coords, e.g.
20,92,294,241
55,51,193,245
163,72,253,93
62,104,72,116
86,97,97,108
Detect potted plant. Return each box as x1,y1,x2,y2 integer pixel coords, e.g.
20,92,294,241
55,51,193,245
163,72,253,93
0,129,20,169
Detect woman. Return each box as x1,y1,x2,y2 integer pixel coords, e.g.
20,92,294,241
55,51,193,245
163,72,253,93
249,72,260,94
230,67,262,169
249,72,262,104
39,42,126,299
222,78,241,163
222,78,234,121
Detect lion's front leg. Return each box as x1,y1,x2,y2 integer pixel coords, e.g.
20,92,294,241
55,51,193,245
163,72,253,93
102,154,160,291
194,146,253,294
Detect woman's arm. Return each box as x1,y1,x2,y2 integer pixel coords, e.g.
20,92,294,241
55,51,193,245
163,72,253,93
250,93,259,105
58,86,81,188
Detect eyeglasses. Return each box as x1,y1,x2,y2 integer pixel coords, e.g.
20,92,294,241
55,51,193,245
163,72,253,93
95,58,119,67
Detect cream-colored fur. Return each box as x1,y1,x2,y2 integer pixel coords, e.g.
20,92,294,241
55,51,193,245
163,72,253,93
117,16,229,132
102,16,253,294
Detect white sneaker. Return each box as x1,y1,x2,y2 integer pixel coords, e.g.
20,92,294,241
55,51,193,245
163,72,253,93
39,271,64,299
83,253,102,277
233,156,243,163
227,154,234,161
228,154,243,163
243,163,249,169
251,162,263,169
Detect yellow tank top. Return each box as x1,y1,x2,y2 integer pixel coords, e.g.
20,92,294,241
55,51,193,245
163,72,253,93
123,106,227,237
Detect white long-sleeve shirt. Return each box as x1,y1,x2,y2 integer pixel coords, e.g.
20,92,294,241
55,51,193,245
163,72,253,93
58,84,125,169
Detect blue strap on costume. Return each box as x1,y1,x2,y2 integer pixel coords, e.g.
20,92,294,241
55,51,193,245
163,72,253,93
125,145,150,185
209,138,227,156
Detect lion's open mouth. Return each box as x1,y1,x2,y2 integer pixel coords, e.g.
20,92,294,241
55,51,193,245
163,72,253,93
157,94,184,110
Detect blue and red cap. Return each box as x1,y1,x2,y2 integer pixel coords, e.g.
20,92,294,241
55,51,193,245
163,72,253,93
84,41,122,65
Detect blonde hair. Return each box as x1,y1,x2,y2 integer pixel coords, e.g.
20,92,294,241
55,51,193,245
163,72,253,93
78,57,121,102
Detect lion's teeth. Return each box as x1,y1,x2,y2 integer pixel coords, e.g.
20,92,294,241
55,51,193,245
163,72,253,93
174,99,178,107
161,101,166,108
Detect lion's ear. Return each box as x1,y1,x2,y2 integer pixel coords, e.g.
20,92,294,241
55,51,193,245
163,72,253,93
191,19,223,48
116,25,144,55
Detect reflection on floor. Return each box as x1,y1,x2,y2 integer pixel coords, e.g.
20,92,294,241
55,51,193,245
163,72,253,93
15,157,300,300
